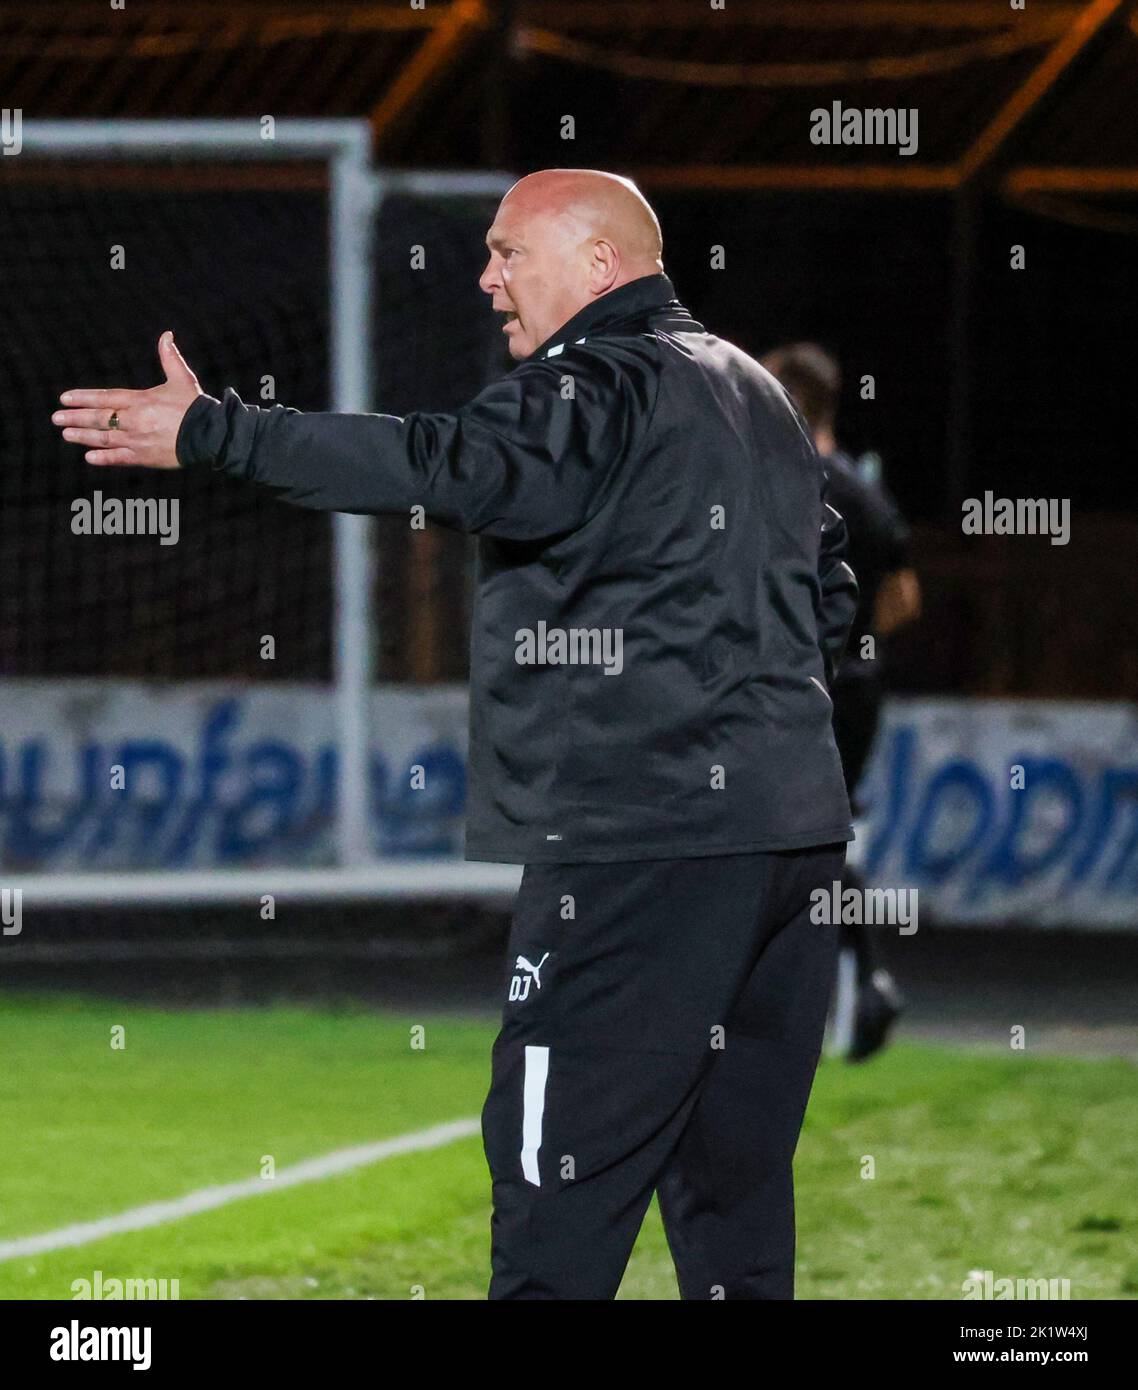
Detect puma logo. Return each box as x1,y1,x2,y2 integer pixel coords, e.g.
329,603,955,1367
515,952,549,988
509,952,550,1001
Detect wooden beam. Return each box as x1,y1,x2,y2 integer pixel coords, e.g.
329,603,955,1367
956,0,1125,183
1005,166,1138,194
7,0,1089,30
2,3,441,28
0,6,444,61
369,0,489,150
631,165,960,193
946,187,980,508
519,1,1083,30
516,22,1060,87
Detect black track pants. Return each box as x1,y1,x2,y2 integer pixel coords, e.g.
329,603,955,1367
482,842,845,1300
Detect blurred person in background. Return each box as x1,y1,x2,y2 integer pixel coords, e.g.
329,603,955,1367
762,343,921,1062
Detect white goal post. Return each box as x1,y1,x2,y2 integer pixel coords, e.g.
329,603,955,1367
4,118,521,908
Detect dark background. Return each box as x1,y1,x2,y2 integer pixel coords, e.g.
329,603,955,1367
1,0,1135,696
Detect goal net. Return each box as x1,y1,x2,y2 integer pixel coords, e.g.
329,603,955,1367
0,120,521,920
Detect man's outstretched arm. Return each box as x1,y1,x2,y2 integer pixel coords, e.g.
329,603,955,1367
53,333,648,543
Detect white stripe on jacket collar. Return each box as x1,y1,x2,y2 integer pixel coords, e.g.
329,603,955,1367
544,336,588,359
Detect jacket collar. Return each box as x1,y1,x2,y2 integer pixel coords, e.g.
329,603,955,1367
526,272,700,362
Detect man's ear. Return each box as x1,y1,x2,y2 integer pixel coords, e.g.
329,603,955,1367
588,239,620,294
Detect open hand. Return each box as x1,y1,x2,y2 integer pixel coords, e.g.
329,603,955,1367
52,332,203,469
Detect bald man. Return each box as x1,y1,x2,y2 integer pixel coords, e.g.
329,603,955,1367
53,169,858,1300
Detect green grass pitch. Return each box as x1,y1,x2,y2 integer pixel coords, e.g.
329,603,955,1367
0,993,1135,1300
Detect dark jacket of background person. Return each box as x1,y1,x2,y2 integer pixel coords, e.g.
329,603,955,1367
177,273,858,863
823,450,912,687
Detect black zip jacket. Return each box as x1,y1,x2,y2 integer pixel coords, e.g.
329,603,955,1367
177,273,857,863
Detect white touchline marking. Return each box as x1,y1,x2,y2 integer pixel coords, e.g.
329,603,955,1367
0,1117,480,1263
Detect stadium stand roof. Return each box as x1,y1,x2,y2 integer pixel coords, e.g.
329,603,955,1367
2,0,1137,209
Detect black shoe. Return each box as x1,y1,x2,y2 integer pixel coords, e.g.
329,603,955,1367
846,970,904,1063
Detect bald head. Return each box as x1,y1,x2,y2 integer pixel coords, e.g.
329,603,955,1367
480,168,664,359
504,169,663,270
